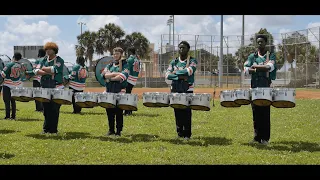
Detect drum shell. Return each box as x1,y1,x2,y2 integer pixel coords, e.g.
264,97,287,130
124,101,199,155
272,88,296,108
233,89,251,105
251,88,273,106
190,93,211,111
97,92,117,108
154,93,169,107
11,87,23,101
220,90,240,107
142,92,157,107
19,87,34,102
84,92,98,107
169,93,190,109
74,92,91,108
117,94,138,111
52,89,73,105
33,88,52,102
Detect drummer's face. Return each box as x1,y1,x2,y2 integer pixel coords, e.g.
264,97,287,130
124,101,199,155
113,51,121,61
46,49,55,56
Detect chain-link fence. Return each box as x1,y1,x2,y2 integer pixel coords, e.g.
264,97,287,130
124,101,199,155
143,26,320,89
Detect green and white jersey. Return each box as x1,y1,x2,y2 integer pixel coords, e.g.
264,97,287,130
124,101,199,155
69,64,88,91
33,58,42,82
165,57,198,91
126,55,141,86
244,51,277,82
1,61,23,88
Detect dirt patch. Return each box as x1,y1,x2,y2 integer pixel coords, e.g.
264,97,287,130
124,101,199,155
85,87,320,100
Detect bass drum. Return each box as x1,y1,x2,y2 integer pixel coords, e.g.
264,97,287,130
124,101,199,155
94,56,114,86
18,58,33,82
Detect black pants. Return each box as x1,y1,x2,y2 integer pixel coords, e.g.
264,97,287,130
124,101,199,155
69,87,83,113
2,86,16,119
41,78,62,133
106,82,124,133
33,80,43,111
251,76,271,142
124,83,134,115
252,104,270,142
106,108,123,133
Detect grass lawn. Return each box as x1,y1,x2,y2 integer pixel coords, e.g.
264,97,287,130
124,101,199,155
0,99,320,165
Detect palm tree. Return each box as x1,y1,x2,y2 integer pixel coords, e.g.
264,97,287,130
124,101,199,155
99,23,125,55
76,31,96,71
122,32,150,59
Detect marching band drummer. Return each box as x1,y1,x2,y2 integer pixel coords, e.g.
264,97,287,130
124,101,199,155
67,56,88,114
33,49,46,112
1,52,24,120
26,42,65,135
123,47,141,116
165,41,198,140
100,47,129,137
244,34,277,145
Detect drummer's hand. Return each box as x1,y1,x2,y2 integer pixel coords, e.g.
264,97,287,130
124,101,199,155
251,65,256,69
172,71,176,74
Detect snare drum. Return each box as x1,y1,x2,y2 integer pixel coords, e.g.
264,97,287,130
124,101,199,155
190,93,211,111
220,90,241,107
11,87,22,101
251,88,273,106
52,89,73,105
84,92,98,107
33,88,52,103
169,93,190,109
117,94,138,111
154,92,170,107
74,92,90,108
19,87,34,102
272,88,296,108
142,92,157,107
97,92,117,108
233,89,251,105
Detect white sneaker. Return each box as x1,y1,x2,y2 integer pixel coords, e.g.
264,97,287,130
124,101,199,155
260,140,269,145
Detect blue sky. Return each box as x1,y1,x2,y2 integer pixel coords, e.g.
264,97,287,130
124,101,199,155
1,15,320,64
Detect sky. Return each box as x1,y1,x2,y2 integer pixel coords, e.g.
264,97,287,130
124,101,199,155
1,15,320,64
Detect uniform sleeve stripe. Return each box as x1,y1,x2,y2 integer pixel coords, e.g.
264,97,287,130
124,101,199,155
119,73,126,81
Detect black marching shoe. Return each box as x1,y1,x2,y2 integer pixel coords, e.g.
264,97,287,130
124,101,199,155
3,117,10,120
106,131,115,136
115,131,121,137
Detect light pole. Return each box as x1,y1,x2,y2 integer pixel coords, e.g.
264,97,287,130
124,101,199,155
167,18,173,45
78,22,86,36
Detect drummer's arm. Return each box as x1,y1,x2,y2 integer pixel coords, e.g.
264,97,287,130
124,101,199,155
252,53,276,72
166,61,178,80
176,59,198,76
110,65,129,83
244,55,255,75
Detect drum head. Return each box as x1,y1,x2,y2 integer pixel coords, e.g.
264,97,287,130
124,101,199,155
220,101,241,108
18,59,33,81
143,102,158,107
98,102,116,109
252,99,272,106
34,97,51,103
118,104,138,111
52,99,72,105
94,56,114,86
190,105,210,111
272,101,296,108
234,99,251,105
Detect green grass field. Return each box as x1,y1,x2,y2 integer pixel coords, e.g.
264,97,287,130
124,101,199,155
1,99,320,165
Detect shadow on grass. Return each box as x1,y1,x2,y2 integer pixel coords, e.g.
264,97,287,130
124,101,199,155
0,129,18,134
15,118,43,122
243,141,320,152
0,108,19,111
162,136,233,147
25,132,91,140
96,133,160,143
60,111,105,115
0,153,15,159
129,113,160,118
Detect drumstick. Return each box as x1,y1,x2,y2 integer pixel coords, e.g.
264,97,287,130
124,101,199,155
119,58,123,72
186,55,190,68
